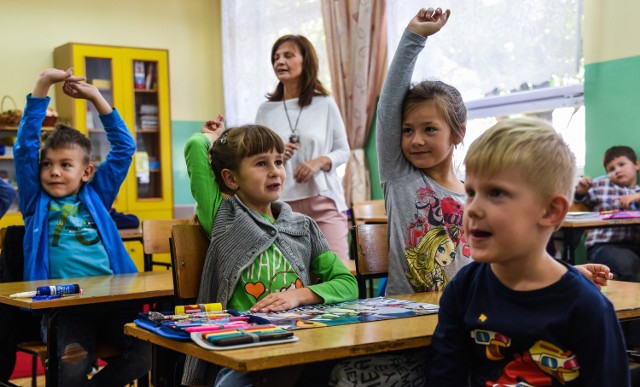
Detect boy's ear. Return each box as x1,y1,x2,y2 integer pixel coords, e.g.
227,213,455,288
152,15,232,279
81,163,95,183
540,194,569,228
220,169,239,191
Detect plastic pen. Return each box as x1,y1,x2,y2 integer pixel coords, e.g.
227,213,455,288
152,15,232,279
213,332,294,347
185,322,252,333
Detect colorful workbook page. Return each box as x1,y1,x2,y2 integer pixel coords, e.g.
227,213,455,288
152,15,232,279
600,210,640,219
245,297,439,330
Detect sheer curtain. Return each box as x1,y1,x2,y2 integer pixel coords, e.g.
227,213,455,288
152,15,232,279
221,0,330,127
321,0,387,205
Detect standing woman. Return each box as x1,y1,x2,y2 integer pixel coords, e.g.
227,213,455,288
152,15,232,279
255,35,351,263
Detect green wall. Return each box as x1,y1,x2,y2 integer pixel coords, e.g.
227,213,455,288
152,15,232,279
584,56,640,176
172,120,202,205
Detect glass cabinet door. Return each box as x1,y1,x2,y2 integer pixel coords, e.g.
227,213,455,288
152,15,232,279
132,60,162,199
84,57,114,169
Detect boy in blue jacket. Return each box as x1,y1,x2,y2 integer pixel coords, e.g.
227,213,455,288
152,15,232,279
12,68,149,386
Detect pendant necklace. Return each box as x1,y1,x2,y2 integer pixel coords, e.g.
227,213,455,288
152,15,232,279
283,99,302,144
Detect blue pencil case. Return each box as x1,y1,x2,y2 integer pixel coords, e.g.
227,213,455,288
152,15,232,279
134,311,271,341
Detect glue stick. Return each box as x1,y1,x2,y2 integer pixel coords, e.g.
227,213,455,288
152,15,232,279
175,303,222,315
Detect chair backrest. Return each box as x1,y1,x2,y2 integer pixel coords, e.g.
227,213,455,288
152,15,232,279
169,224,209,303
142,218,191,255
569,202,591,212
142,218,191,271
351,223,389,298
351,200,386,224
0,225,25,283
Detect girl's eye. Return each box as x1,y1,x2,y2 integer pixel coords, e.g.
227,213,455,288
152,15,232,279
465,189,475,198
41,162,50,168
401,127,413,135
256,161,266,167
275,159,284,166
424,126,436,133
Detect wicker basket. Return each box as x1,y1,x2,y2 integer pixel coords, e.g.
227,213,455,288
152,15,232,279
0,96,22,127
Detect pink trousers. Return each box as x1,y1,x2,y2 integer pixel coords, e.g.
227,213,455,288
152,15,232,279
287,196,349,263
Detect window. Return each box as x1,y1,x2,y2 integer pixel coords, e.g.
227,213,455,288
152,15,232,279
386,0,584,176
221,0,329,127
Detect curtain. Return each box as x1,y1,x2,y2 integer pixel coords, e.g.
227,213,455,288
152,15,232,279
321,0,387,206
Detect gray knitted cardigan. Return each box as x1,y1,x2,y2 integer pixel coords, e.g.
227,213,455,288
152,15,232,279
182,196,329,385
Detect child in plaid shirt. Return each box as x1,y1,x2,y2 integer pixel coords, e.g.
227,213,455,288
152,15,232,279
574,145,640,282
574,145,640,351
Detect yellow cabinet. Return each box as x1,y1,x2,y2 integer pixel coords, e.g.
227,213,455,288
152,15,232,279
53,43,173,220
0,126,55,227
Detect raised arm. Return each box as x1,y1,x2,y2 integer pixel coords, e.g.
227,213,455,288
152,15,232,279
184,127,224,236
377,8,450,182
64,80,137,206
15,69,86,215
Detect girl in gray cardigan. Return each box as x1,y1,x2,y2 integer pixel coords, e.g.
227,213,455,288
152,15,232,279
182,123,357,386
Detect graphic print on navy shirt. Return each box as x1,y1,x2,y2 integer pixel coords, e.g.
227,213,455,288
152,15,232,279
404,187,469,291
470,327,580,385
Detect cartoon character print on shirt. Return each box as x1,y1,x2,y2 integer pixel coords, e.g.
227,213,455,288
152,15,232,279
470,328,580,385
405,187,469,291
241,249,304,302
50,201,100,246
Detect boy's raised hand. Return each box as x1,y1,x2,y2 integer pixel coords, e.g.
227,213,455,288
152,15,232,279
62,79,100,101
408,7,451,37
63,79,112,115
33,68,85,98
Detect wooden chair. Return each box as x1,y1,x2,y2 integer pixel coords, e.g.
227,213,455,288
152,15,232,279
169,224,209,304
351,200,386,225
351,223,389,298
142,219,191,271
569,202,591,212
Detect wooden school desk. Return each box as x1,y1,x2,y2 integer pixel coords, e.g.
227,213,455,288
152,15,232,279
125,280,640,386
119,227,143,243
559,216,640,263
125,291,441,385
0,271,174,387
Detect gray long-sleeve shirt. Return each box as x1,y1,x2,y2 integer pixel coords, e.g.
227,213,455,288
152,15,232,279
377,29,472,296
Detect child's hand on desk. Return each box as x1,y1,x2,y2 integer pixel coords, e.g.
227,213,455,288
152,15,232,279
616,192,640,209
574,264,613,290
249,288,322,313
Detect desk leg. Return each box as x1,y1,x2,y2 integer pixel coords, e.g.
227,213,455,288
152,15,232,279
151,344,183,387
562,228,585,265
45,310,60,387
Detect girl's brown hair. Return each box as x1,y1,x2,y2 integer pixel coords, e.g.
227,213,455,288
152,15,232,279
403,80,467,145
209,125,285,195
266,35,329,108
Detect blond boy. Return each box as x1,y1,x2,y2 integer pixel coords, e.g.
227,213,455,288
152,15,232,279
428,118,630,386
